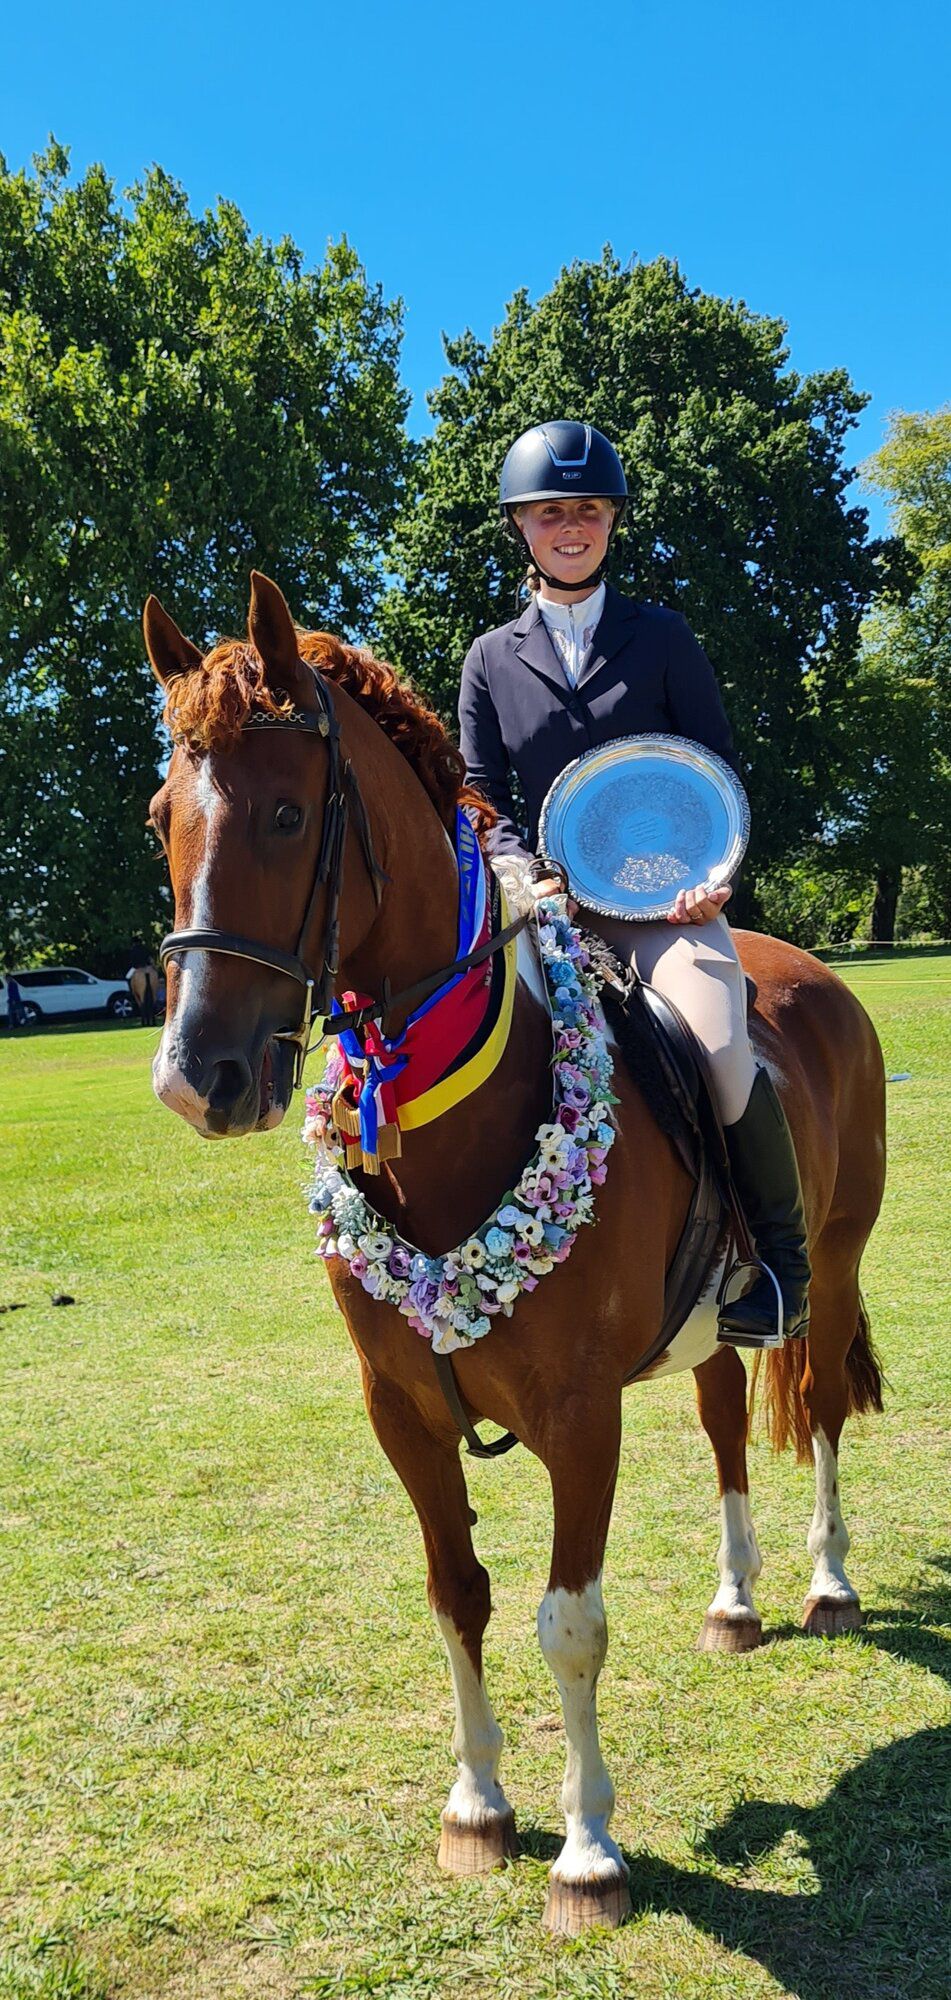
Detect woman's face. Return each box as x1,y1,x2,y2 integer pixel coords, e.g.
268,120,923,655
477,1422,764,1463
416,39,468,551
516,497,614,588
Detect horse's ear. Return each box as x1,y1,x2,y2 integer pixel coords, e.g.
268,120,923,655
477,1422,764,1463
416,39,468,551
143,596,203,688
248,571,311,701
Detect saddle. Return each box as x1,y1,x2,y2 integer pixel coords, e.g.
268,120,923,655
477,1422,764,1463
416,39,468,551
588,934,754,1382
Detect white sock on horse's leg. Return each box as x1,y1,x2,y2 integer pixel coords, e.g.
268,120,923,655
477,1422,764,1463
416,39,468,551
435,1611,514,1867
536,1576,626,1887
806,1426,859,1609
707,1489,763,1622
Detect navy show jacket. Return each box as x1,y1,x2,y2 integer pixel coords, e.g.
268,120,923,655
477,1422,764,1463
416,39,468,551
458,584,740,860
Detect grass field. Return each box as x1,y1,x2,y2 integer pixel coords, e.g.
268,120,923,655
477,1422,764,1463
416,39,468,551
1,951,949,1999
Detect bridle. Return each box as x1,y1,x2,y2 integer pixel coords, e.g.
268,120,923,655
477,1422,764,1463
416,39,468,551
160,664,528,1088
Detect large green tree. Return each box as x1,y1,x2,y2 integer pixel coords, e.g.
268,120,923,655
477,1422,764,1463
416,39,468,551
379,251,905,890
824,408,951,938
0,144,411,963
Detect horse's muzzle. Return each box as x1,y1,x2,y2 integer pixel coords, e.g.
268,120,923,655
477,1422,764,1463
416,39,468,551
154,1027,294,1137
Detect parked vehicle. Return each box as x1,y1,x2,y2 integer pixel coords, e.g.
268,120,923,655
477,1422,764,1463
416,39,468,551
0,967,136,1024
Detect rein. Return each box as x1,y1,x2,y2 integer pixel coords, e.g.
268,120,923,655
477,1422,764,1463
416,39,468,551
160,664,529,1084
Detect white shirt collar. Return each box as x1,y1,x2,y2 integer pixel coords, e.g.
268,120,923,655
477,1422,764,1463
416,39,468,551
535,583,606,686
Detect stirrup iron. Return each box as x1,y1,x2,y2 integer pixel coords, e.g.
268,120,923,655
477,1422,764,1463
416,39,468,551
717,1254,785,1350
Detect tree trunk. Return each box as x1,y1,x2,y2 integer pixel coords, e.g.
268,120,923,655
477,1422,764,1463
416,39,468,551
870,866,901,942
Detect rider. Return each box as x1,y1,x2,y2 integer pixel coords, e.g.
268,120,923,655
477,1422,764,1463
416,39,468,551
458,419,810,1349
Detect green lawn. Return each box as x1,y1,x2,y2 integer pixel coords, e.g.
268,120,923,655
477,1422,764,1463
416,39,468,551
1,954,949,2000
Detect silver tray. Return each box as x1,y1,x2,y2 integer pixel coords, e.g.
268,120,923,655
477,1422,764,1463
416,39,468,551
538,734,749,921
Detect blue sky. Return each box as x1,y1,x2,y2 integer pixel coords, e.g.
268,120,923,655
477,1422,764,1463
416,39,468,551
4,0,949,539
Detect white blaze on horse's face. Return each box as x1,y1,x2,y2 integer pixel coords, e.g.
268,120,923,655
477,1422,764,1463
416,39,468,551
151,752,299,1138
152,758,221,1128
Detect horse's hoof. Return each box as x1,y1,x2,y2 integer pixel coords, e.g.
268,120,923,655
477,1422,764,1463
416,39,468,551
802,1595,863,1638
437,1807,518,1874
542,1867,631,1936
698,1611,762,1654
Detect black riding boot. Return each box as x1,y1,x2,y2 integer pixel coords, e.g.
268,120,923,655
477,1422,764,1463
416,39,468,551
717,1066,811,1348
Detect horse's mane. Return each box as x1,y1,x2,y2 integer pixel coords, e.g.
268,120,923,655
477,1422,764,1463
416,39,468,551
163,630,497,839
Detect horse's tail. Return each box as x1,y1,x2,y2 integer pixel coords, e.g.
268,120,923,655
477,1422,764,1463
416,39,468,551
749,1289,884,1463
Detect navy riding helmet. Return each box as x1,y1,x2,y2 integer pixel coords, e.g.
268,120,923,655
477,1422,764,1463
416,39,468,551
499,420,628,590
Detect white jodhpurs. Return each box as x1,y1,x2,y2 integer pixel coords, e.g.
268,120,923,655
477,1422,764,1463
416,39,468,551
587,910,757,1126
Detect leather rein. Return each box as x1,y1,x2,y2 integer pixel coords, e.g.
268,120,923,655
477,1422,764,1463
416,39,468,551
160,664,529,1085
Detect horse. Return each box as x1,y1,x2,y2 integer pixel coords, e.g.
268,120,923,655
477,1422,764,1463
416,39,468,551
143,571,886,1935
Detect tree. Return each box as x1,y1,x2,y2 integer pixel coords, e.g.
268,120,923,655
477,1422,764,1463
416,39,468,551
378,250,904,891
823,409,951,939
0,144,411,963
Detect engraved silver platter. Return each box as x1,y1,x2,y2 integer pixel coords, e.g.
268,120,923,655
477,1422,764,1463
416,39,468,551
538,734,750,921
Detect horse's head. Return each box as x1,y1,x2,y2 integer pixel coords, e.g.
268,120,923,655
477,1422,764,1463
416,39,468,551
144,573,384,1138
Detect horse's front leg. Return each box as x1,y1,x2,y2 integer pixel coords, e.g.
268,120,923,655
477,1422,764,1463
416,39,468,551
361,1367,517,1873
537,1400,630,1936
694,1346,763,1652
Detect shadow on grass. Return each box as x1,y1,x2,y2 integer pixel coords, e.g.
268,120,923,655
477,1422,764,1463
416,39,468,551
633,1559,950,1997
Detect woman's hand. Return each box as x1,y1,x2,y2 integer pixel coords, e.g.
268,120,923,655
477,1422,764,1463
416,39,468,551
530,874,578,917
667,881,732,926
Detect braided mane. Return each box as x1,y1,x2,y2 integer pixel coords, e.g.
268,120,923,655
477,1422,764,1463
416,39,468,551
163,629,496,838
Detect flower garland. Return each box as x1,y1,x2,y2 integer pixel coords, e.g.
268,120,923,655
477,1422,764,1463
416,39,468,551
302,902,617,1357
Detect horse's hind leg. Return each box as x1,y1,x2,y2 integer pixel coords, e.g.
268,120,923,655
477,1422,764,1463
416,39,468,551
361,1370,516,1873
537,1401,631,1935
693,1346,763,1652
799,1233,869,1636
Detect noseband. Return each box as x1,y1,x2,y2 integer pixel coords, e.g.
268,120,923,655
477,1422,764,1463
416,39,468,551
160,665,529,1089
160,666,388,1088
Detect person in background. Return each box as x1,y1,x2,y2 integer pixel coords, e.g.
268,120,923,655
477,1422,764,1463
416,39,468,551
5,974,25,1030
457,419,810,1350
126,943,160,1027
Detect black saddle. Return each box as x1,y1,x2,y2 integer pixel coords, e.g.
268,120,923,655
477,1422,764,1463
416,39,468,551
589,935,751,1380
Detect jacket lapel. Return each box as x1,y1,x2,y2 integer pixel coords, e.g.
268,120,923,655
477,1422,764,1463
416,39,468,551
575,583,640,689
512,600,574,698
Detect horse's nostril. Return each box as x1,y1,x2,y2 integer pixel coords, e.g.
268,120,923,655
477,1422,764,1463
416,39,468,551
206,1056,252,1110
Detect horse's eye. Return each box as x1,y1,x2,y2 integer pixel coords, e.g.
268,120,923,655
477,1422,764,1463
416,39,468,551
274,802,303,834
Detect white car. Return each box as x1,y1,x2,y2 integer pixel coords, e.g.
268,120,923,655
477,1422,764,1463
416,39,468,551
0,966,137,1024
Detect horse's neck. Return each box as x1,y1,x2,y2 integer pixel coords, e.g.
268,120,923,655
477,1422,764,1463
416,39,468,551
335,741,550,1254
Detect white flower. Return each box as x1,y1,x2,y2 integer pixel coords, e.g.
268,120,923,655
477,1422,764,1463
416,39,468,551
528,1254,555,1275
520,1216,544,1246
536,1124,562,1147
336,1231,356,1260
496,1279,520,1305
459,1237,486,1271
359,1232,392,1262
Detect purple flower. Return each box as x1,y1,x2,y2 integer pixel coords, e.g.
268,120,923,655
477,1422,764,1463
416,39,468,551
553,1201,575,1219
408,1276,439,1315
590,1165,608,1185
557,1104,581,1133
388,1244,412,1280
351,1252,369,1279
513,1242,533,1264
564,1081,591,1112
522,1274,539,1291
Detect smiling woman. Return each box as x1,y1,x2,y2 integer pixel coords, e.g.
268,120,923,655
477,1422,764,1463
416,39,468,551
460,418,811,1350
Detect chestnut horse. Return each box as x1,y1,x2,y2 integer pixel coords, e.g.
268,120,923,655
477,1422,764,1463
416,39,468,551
144,573,885,1935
